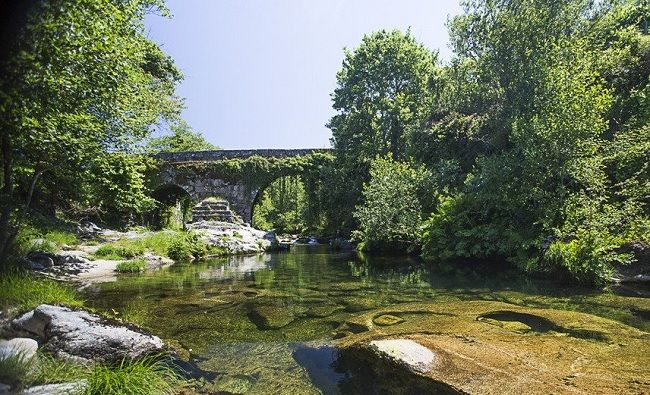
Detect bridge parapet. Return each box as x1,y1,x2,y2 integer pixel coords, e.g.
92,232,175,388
155,148,331,163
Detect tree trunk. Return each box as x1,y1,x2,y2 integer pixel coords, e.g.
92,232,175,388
0,133,15,268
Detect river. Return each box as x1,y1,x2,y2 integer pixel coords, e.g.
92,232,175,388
83,245,650,394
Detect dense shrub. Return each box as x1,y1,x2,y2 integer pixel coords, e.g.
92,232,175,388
353,156,427,252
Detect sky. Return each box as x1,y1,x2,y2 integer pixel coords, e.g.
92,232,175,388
145,0,463,149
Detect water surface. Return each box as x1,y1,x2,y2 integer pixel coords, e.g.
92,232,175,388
84,245,650,394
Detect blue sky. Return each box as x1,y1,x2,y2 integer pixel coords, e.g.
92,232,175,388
146,0,463,149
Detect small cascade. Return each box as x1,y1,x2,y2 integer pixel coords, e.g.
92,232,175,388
191,199,243,224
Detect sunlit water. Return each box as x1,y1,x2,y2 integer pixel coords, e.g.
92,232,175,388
83,245,650,394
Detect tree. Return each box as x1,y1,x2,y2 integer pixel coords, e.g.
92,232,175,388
147,120,218,152
327,29,438,229
0,0,182,263
353,156,427,252
420,0,649,283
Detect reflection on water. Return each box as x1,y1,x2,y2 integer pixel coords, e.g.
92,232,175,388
84,245,650,394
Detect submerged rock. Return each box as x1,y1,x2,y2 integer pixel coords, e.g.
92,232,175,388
337,301,650,394
8,305,164,364
248,305,295,329
373,314,405,326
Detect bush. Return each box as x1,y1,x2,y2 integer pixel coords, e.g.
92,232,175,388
352,156,426,252
167,232,208,261
94,244,144,260
0,273,83,315
14,225,79,256
544,229,633,285
115,259,147,273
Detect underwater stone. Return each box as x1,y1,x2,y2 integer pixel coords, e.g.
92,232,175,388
248,306,295,329
373,314,405,326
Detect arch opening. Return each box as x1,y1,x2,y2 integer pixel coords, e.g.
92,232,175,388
252,175,310,234
150,184,192,230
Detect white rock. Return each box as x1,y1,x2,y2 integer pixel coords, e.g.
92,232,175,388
10,305,163,364
369,339,435,373
21,380,87,395
0,338,38,360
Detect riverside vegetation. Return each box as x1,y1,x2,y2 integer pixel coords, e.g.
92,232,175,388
0,0,649,394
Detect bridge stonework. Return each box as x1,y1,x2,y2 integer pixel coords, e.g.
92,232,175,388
154,149,331,223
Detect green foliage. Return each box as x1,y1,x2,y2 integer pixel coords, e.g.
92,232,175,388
0,273,83,315
0,0,182,261
1,352,180,395
0,352,31,388
12,216,78,256
167,232,211,261
94,244,144,260
115,259,147,273
415,0,650,284
327,29,439,229
353,156,426,252
84,357,179,395
86,153,157,222
545,229,633,285
93,231,190,260
148,119,218,153
253,176,309,233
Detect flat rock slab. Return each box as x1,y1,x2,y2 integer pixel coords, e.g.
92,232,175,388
9,305,163,364
0,338,38,360
338,301,650,395
369,339,435,373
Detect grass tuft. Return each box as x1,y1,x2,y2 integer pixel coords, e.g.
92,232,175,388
85,357,180,395
0,273,83,315
94,244,144,260
115,259,147,273
0,352,32,387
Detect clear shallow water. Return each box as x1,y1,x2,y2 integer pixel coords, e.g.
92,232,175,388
83,245,650,394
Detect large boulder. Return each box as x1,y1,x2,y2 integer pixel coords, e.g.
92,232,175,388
336,301,650,395
9,305,163,364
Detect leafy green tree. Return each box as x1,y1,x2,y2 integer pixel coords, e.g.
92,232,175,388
327,29,438,229
147,119,218,152
0,0,182,263
420,0,641,282
353,156,427,252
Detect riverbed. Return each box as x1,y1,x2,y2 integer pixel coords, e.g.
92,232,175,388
82,245,650,394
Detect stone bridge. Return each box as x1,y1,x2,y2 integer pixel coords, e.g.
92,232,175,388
153,149,333,223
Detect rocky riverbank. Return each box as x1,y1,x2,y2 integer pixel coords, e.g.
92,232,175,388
19,221,278,286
